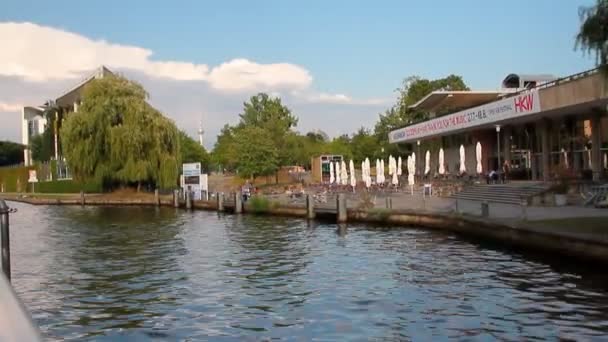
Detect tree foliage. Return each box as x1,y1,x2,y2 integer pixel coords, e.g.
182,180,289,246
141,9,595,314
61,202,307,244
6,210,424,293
577,0,608,66
61,75,180,190
179,130,210,171
0,141,25,166
233,126,279,179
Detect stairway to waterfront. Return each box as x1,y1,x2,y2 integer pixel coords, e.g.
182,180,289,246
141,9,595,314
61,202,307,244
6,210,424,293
450,182,550,205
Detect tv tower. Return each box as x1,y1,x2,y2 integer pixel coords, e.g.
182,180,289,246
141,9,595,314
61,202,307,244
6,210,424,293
198,120,204,147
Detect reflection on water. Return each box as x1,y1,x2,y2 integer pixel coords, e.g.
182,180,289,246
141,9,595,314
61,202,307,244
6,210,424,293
7,202,608,340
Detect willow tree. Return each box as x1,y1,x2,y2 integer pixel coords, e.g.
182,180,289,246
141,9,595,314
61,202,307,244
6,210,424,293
577,0,608,69
61,75,180,190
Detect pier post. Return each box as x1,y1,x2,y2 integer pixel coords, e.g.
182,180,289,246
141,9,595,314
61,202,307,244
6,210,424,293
481,201,489,218
154,189,159,206
217,193,225,212
337,193,347,223
80,191,85,206
0,200,11,281
234,192,242,214
385,197,392,209
186,191,192,210
173,189,179,208
306,194,315,219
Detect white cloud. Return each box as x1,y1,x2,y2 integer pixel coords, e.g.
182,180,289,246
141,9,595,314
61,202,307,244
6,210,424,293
0,102,21,112
0,21,393,146
0,22,312,91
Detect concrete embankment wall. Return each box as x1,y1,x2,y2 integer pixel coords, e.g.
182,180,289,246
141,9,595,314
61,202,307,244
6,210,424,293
3,194,608,264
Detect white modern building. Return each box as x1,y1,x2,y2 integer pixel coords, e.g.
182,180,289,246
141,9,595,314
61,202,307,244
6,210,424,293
22,66,113,166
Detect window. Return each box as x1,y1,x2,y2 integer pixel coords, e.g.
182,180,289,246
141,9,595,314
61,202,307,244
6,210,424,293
28,120,39,138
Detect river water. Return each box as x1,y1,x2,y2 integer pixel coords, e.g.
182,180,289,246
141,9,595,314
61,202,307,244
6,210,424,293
6,202,608,340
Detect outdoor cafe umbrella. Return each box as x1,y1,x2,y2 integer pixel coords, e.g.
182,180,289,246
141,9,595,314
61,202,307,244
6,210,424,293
392,168,399,186
407,155,415,194
375,159,381,184
439,148,445,175
335,161,341,185
424,150,431,176
365,159,372,188
350,160,356,188
411,152,416,176
459,144,466,174
388,155,394,175
397,156,402,176
476,142,483,175
341,160,349,185
561,148,569,169
329,162,335,184
380,159,386,184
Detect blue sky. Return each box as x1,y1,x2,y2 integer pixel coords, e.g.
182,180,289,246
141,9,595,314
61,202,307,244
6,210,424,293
0,0,598,145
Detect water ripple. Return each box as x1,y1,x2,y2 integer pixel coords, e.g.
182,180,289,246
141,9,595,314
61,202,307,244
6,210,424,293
5,202,608,341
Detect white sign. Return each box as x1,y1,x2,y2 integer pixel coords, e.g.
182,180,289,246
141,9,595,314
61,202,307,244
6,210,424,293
182,162,201,177
389,89,541,143
28,170,38,183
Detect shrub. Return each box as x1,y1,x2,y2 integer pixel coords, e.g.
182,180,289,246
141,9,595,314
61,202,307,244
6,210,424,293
36,180,102,194
248,196,272,214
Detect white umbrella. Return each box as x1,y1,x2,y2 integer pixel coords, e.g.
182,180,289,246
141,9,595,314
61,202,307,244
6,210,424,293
439,148,445,175
335,161,341,184
459,144,466,174
350,160,356,188
392,169,399,186
407,155,415,194
476,142,483,175
380,159,386,184
365,159,372,188
424,150,430,176
375,159,381,184
329,162,335,184
397,156,402,176
361,161,366,184
412,152,416,175
388,155,394,175
561,148,569,169
342,160,349,185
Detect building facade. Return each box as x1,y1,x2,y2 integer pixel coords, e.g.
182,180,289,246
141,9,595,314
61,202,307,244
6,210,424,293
389,68,608,182
21,66,113,166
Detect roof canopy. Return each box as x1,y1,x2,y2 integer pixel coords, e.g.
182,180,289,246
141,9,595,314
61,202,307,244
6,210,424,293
408,90,514,114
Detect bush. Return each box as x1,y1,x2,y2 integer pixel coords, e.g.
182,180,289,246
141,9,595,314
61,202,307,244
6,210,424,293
248,196,277,214
0,166,34,192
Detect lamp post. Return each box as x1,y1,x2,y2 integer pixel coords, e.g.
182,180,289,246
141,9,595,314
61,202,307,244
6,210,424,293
496,125,501,171
417,140,421,176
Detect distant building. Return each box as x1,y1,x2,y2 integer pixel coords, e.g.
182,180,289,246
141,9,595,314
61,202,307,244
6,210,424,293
389,69,608,181
22,66,113,166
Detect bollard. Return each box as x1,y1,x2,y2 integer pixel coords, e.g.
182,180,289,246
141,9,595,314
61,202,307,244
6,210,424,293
0,200,11,281
154,189,159,206
481,201,489,218
385,197,390,209
80,191,85,206
455,198,459,213
186,191,192,210
234,192,243,214
217,193,225,212
306,194,315,219
173,189,179,208
521,197,528,221
337,193,347,223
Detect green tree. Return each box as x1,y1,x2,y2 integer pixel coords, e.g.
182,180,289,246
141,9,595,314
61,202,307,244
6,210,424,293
233,126,279,179
30,128,53,162
350,127,379,162
324,134,353,160
61,75,180,190
211,124,239,172
576,0,608,68
179,130,209,171
0,141,25,166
